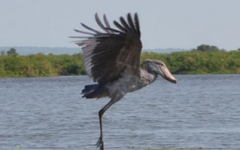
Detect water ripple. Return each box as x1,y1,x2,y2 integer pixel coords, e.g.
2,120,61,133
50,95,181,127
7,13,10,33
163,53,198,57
0,75,240,150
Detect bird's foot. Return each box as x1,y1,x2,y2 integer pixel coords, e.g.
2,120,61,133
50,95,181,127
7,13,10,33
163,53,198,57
96,136,104,150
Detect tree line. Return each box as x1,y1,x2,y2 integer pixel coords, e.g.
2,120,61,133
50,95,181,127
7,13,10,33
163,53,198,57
1,45,240,77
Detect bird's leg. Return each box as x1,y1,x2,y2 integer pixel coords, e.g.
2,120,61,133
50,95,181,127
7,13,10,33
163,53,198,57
96,101,114,150
96,109,104,150
96,93,124,150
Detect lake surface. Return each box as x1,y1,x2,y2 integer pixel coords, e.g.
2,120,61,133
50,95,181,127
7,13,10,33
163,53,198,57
0,75,240,150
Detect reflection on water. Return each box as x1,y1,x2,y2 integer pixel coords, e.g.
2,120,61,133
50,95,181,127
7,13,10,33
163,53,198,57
0,75,240,150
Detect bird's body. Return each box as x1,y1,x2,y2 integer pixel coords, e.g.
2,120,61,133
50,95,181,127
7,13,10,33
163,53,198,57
72,13,177,150
112,68,155,94
82,67,157,99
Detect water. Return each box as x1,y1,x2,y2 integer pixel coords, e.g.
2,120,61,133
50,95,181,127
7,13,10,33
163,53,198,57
0,75,240,150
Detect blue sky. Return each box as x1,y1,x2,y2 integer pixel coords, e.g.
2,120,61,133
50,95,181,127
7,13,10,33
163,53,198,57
1,0,240,50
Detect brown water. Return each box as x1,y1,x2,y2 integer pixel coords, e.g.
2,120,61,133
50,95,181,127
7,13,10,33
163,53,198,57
0,75,240,150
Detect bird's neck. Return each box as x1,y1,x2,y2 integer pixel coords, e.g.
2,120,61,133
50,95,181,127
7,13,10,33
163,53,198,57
140,69,158,86
147,70,158,84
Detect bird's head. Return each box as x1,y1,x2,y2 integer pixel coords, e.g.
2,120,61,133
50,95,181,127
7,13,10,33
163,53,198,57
145,59,177,83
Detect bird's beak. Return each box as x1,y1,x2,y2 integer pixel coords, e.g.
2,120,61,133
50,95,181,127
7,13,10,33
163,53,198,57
157,65,177,84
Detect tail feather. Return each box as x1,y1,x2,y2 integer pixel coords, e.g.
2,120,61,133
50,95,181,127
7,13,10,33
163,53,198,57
81,84,97,94
82,84,108,99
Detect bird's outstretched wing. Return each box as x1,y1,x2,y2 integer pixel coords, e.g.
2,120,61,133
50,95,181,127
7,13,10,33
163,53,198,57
71,13,142,86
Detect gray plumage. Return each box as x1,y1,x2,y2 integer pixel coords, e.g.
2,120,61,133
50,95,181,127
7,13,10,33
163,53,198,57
72,13,177,150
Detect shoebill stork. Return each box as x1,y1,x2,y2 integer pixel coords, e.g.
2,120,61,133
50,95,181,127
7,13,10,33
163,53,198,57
71,13,177,150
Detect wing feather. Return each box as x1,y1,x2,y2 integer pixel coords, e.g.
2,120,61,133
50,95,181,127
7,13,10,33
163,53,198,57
73,29,95,35
95,13,110,33
72,13,142,85
120,17,132,32
81,23,102,33
114,21,128,33
134,13,141,34
127,13,136,32
103,14,113,33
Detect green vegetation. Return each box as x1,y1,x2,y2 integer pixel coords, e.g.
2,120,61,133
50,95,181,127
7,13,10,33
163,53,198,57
142,44,240,74
0,52,85,77
192,44,224,52
141,50,240,74
1,45,240,77
16,145,23,150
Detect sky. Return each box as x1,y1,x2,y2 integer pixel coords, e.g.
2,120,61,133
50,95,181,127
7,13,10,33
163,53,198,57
1,0,240,50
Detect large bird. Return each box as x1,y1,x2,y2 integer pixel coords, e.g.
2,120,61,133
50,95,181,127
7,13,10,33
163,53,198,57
71,13,177,150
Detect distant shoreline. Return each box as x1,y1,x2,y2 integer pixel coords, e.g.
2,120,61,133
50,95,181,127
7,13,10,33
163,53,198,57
0,46,189,55
1,50,240,78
